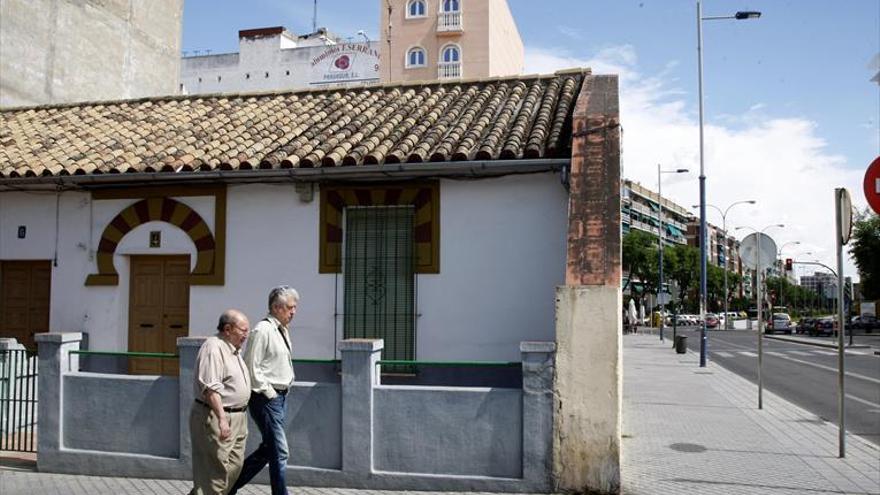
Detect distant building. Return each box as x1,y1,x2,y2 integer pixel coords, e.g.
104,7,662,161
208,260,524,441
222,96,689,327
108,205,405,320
180,27,381,94
622,180,689,246
801,272,852,300
0,0,182,107
686,218,748,298
380,0,523,82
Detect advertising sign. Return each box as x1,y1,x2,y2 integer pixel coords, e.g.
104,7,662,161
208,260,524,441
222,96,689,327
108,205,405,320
310,43,381,86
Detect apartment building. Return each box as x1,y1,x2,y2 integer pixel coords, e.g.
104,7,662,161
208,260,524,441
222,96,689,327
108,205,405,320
380,0,523,82
622,180,690,246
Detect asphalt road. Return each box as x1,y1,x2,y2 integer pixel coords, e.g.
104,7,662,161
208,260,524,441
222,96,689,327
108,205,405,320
670,327,880,446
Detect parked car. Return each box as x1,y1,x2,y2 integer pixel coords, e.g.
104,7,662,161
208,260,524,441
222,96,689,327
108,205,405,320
795,317,816,335
766,313,792,335
705,313,720,329
851,315,878,333
810,316,836,337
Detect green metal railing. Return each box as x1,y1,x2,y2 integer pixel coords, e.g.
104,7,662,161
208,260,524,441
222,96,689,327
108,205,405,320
292,359,340,365
377,359,521,368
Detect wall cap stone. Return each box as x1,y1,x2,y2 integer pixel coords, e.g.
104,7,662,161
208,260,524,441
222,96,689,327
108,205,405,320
338,339,384,352
0,338,25,350
35,332,83,343
177,336,209,347
521,341,557,353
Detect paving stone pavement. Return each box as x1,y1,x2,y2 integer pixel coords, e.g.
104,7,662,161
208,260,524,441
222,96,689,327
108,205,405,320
622,334,879,495
1,333,877,494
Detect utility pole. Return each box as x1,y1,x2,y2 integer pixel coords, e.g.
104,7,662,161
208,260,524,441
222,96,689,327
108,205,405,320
313,0,318,32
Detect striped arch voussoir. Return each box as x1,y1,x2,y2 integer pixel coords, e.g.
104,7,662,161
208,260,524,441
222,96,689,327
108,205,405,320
85,197,217,286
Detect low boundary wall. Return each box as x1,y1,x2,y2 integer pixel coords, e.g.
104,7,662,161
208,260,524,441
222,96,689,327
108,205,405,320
36,333,555,493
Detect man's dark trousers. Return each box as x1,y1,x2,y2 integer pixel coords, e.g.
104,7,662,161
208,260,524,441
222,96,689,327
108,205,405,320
228,390,289,495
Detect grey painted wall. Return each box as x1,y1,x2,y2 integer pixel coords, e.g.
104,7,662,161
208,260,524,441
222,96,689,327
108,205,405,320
63,373,179,457
36,334,555,493
374,386,522,477
0,0,182,108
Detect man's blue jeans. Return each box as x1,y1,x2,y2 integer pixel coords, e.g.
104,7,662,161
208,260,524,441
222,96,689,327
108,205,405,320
228,391,289,495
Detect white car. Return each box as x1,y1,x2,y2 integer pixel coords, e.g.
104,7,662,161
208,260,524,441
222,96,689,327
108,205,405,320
767,313,792,334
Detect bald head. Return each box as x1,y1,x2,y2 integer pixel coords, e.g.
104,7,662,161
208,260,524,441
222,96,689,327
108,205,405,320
217,309,249,348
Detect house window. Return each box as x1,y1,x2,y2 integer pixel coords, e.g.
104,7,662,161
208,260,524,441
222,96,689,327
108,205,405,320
438,44,461,78
442,0,460,12
441,45,460,63
407,0,426,17
343,206,415,362
406,47,426,68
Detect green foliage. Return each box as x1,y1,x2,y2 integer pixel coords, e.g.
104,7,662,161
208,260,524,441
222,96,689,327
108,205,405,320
622,230,658,298
848,210,880,300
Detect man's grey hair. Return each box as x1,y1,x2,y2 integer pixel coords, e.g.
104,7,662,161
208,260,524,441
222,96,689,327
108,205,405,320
268,285,300,310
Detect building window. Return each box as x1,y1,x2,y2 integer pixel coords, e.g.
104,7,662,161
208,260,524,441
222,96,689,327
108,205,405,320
441,45,460,63
442,0,460,12
406,47,426,68
343,206,416,363
438,44,461,78
406,0,426,18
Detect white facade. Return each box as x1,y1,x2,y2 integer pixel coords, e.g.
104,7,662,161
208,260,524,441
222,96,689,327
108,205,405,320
181,28,381,95
0,174,566,362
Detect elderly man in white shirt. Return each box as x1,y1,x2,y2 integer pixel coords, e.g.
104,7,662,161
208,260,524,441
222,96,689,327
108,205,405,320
228,286,298,495
189,309,251,495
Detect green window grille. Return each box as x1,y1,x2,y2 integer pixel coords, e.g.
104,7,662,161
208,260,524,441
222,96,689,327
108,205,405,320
343,206,416,363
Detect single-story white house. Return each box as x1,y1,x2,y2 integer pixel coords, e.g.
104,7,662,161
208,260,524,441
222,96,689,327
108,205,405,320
0,69,623,493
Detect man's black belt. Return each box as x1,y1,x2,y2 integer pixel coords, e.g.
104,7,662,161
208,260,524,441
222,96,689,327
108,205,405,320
195,398,247,413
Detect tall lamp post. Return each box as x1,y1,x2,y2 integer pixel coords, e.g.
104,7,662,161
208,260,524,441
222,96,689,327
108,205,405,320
696,2,761,367
737,223,784,410
693,200,756,329
658,165,689,342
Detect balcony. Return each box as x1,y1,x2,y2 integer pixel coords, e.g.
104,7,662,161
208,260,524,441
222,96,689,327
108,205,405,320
438,62,462,79
437,12,463,34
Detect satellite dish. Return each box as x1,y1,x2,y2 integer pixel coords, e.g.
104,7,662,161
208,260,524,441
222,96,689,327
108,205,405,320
740,232,777,270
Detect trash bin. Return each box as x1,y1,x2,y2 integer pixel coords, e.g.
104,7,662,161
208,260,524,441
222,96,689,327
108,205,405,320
675,335,687,354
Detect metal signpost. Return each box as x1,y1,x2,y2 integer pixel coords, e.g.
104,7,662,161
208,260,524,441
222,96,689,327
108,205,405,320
740,231,777,410
835,188,853,458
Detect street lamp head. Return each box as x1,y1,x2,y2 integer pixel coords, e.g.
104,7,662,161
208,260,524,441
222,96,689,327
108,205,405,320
734,11,761,20
676,168,689,173
746,200,757,204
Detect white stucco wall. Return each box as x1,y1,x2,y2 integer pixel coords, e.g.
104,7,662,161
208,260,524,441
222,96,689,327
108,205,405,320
0,173,566,361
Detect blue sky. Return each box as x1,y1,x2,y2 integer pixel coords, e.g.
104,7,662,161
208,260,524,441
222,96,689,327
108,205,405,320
183,0,880,279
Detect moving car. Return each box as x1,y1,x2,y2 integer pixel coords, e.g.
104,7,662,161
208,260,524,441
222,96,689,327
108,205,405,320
766,313,792,335
795,317,816,335
705,313,720,329
809,316,836,337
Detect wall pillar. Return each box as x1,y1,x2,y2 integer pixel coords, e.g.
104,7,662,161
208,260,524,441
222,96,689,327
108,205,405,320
35,332,82,470
553,73,622,494
520,341,556,490
339,338,383,475
177,336,206,472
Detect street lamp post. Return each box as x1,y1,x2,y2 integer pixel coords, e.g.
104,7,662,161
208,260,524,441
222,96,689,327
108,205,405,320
737,223,784,410
658,165,689,343
694,200,757,329
696,2,761,367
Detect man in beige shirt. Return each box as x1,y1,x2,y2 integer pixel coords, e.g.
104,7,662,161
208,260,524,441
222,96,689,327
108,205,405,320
229,286,298,495
189,309,251,495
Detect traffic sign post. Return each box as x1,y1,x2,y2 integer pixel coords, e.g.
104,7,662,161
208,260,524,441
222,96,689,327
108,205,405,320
865,156,880,214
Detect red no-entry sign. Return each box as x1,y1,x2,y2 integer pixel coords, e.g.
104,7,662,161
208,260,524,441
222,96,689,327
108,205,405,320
866,156,880,214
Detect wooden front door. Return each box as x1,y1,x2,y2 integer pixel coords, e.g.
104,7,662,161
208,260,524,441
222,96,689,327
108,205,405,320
0,260,51,350
128,256,190,375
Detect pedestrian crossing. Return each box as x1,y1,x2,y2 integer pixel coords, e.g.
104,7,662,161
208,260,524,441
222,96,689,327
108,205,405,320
712,348,876,358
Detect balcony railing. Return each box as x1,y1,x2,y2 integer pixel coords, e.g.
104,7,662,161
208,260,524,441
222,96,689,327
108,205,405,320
438,62,462,79
437,12,463,32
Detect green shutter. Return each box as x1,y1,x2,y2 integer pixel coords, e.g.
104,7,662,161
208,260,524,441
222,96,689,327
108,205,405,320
343,206,415,362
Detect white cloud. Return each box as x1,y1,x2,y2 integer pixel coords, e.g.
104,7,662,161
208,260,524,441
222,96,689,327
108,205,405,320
525,44,866,282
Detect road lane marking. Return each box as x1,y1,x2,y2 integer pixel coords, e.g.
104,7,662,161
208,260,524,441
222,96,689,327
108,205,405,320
715,351,734,358
710,336,880,385
740,351,758,357
790,350,815,356
767,351,786,357
813,350,836,356
846,394,880,408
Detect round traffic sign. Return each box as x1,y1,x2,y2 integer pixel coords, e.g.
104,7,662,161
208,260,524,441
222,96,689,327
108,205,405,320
865,156,880,214
740,232,777,270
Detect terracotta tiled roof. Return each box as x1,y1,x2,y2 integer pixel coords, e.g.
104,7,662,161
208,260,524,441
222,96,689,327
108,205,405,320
0,71,586,179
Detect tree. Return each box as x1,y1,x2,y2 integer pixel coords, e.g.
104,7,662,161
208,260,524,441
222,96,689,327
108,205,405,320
849,209,880,300
665,244,699,312
622,230,658,299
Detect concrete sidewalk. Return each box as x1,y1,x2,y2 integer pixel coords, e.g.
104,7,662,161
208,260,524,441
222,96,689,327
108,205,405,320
622,334,879,495
1,334,877,494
